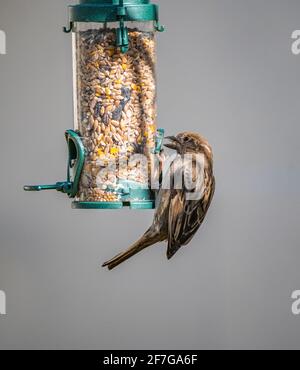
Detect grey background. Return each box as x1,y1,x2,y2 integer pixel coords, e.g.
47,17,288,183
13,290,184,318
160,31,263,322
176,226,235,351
0,0,299,350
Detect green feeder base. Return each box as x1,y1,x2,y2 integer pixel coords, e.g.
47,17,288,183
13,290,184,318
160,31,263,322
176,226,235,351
24,128,165,211
72,200,155,210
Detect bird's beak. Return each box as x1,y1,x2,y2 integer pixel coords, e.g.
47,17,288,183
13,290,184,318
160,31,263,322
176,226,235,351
164,136,181,150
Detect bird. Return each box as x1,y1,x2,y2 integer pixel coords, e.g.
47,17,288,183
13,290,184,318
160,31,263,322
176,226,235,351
102,132,215,270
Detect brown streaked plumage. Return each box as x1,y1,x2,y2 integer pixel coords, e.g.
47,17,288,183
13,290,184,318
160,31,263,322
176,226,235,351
102,132,215,270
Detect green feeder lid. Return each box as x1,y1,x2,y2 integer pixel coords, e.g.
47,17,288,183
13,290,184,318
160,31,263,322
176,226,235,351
64,0,164,53
67,0,163,24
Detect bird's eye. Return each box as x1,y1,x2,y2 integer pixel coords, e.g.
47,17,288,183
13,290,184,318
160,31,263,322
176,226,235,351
183,137,189,142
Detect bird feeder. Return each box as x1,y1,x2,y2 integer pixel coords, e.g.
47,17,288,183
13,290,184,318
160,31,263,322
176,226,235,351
24,0,165,209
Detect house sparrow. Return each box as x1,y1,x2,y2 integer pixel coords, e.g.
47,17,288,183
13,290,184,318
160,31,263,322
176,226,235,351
102,132,215,270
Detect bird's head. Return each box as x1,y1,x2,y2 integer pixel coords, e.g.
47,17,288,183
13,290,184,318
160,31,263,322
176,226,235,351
164,132,213,158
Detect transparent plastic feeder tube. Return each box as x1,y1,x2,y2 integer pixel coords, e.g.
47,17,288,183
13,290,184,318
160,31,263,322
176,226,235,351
72,21,157,203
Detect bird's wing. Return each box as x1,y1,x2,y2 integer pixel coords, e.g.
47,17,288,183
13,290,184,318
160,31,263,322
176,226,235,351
167,165,215,260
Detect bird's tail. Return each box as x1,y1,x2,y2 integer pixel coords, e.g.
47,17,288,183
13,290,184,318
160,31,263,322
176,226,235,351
102,228,161,270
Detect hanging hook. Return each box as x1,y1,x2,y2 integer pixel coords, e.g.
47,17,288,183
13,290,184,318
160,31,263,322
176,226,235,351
155,21,165,33
63,21,74,34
